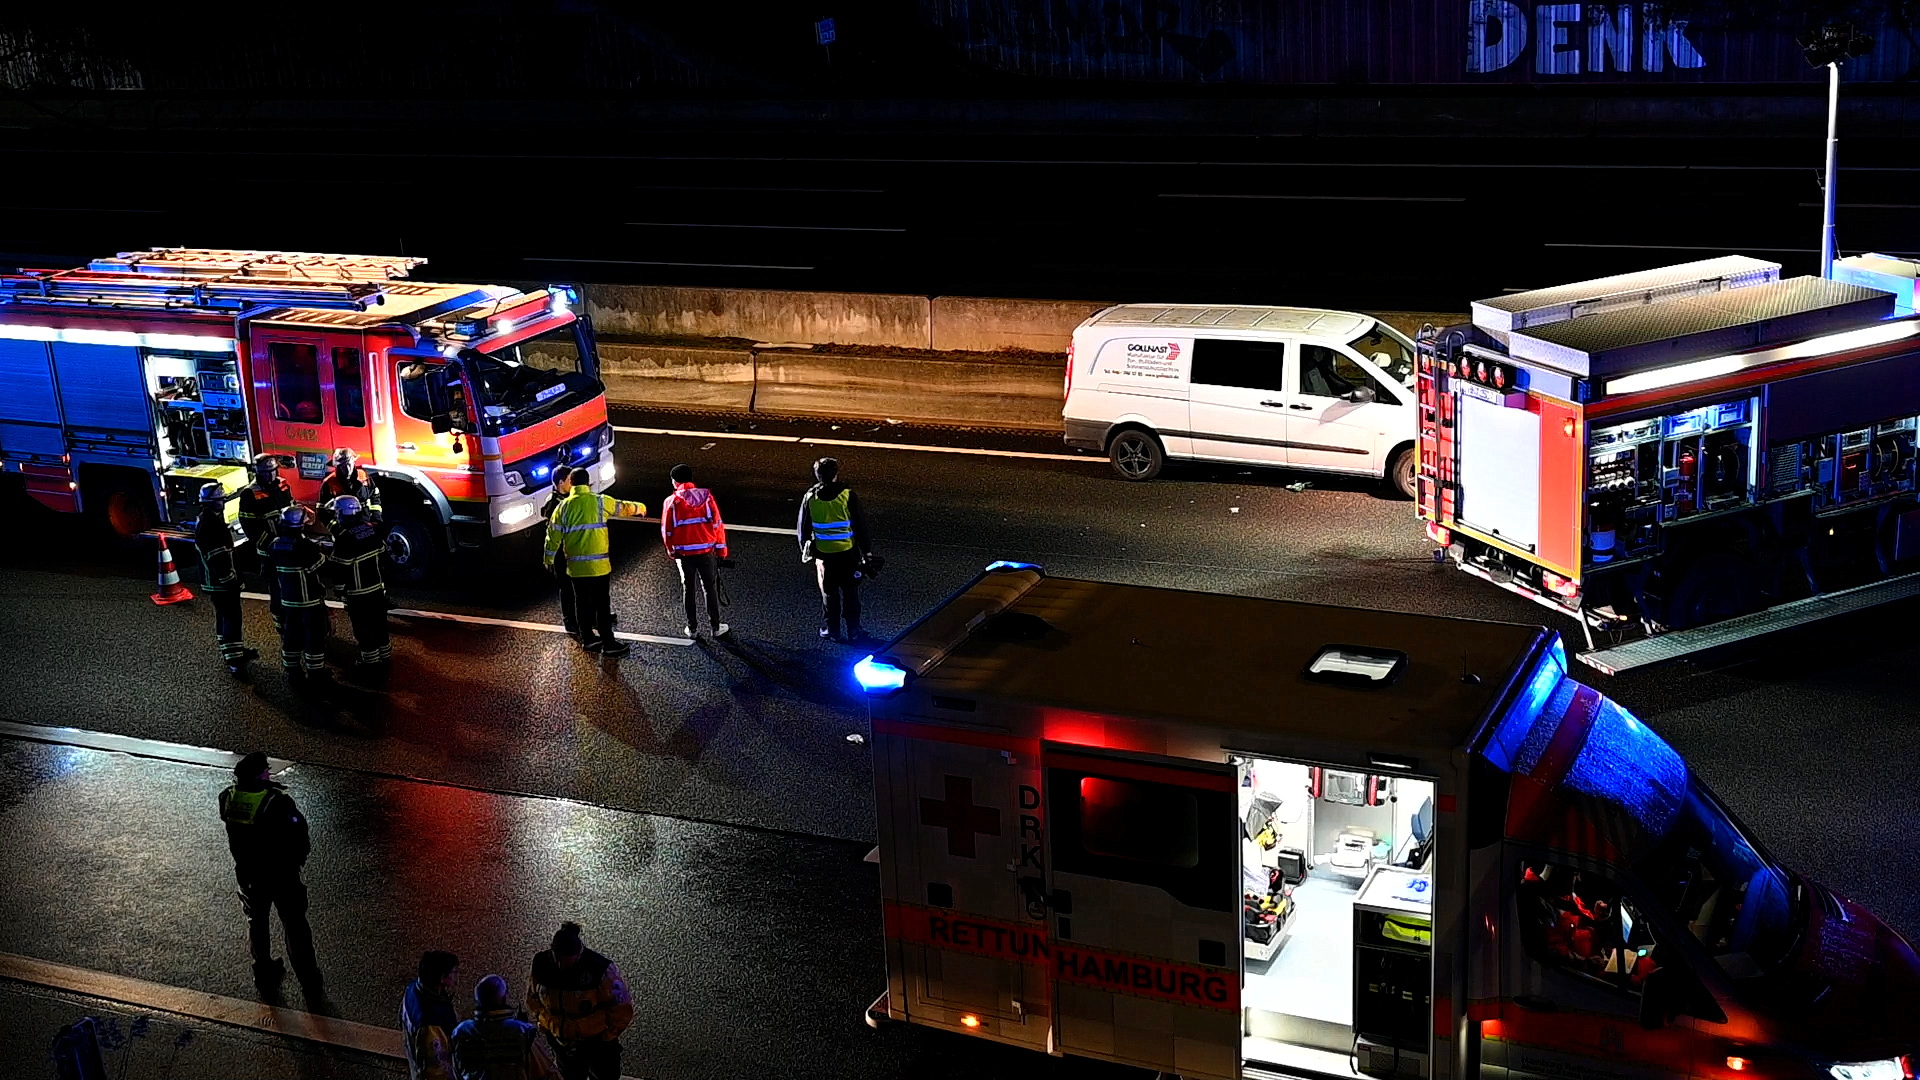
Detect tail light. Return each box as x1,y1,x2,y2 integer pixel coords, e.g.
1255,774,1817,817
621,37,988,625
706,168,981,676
1541,571,1581,601
1425,522,1451,547
1064,341,1075,399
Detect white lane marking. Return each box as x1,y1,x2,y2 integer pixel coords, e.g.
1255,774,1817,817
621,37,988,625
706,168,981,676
614,425,1099,462
0,720,293,776
237,593,694,647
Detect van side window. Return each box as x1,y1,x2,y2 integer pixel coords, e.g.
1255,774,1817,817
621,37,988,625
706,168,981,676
1516,860,1661,995
1048,765,1234,912
1191,338,1287,393
1299,344,1389,402
268,342,323,423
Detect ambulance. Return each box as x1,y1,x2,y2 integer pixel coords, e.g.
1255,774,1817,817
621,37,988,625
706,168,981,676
858,564,1920,1080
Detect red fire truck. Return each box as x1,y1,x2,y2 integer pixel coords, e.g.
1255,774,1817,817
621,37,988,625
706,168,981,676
857,565,1920,1080
1414,255,1920,673
0,249,613,579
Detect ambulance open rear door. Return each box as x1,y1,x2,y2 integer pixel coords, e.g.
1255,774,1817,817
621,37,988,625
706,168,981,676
1042,747,1242,1080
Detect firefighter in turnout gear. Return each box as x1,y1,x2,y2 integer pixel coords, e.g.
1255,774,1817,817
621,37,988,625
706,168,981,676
542,469,645,657
267,504,332,685
797,457,872,642
219,751,321,992
452,975,558,1080
238,454,293,603
196,482,260,675
527,922,632,1080
318,447,383,523
327,495,391,668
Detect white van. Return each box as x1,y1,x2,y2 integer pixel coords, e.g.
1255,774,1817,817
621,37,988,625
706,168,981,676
1062,305,1420,495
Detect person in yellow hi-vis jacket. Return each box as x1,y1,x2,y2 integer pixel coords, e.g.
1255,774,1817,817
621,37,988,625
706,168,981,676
543,468,646,657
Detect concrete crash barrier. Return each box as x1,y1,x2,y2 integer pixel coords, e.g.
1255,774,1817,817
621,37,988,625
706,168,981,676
752,348,1065,429
598,342,756,412
928,296,1113,354
589,284,931,348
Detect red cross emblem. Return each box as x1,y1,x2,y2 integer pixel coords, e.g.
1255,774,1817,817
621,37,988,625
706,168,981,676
919,775,1001,858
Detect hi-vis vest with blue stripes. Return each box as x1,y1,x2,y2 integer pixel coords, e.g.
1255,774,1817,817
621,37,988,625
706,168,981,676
545,488,642,577
808,488,854,554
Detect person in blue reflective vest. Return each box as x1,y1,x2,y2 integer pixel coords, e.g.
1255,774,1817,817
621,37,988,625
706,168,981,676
797,457,872,642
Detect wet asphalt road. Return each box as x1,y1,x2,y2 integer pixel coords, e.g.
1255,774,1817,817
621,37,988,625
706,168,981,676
5,409,1920,1075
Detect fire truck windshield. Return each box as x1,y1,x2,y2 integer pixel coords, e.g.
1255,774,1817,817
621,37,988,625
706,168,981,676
463,334,600,436
1350,324,1416,388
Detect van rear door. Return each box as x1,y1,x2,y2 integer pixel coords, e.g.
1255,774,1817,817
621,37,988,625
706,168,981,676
1043,747,1240,1080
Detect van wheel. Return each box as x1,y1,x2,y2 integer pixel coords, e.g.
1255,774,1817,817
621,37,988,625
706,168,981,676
1388,448,1417,500
381,509,438,584
1109,430,1164,481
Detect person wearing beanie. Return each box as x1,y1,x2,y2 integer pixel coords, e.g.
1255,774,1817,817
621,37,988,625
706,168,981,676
450,974,557,1079
659,463,731,640
542,468,646,658
402,949,462,1080
526,922,633,1080
796,456,873,642
217,751,320,993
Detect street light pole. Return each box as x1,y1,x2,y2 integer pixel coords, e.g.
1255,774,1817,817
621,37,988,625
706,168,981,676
1821,60,1840,278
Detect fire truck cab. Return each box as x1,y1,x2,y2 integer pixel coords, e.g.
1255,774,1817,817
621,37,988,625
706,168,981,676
860,566,1920,1079
1415,256,1920,673
0,248,613,579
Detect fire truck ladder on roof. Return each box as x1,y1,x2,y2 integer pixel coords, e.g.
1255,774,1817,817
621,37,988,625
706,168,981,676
88,248,426,283
1577,569,1920,675
0,270,384,314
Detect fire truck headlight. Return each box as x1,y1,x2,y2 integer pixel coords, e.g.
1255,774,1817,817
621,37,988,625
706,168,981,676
1829,1060,1910,1080
498,502,536,528
853,655,908,693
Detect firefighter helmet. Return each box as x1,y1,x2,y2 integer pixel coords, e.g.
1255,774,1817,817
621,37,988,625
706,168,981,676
252,453,281,476
198,482,227,505
330,495,363,520
279,504,309,530
331,447,357,466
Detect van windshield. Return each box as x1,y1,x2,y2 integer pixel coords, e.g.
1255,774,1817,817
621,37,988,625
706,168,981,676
1350,324,1416,388
1636,781,1799,977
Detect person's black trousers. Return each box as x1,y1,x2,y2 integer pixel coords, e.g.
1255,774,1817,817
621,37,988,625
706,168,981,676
209,588,246,662
815,550,862,636
570,574,615,647
343,592,390,665
278,605,328,673
236,869,319,980
556,561,578,632
676,553,721,631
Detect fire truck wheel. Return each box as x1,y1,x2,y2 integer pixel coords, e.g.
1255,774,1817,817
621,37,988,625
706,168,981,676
1388,447,1417,500
1108,428,1164,481
381,511,438,584
84,476,155,544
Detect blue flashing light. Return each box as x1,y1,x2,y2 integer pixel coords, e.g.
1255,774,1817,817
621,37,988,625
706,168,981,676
577,444,593,459
984,560,1042,572
853,655,908,694
532,464,551,480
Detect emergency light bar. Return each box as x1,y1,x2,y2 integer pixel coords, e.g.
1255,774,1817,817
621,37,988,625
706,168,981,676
853,655,908,693
1605,318,1920,396
0,323,234,353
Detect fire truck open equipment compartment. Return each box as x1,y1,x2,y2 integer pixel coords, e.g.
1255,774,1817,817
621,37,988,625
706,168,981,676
1417,256,1920,672
862,565,1920,1080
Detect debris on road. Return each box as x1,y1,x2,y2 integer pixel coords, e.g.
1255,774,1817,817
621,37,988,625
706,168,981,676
846,733,866,744
1284,481,1313,492
700,442,716,451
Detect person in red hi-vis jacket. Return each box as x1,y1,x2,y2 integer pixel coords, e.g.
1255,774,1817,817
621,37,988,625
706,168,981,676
659,463,730,640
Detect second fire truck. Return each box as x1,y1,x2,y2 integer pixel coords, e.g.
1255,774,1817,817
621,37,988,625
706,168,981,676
0,248,615,579
1415,254,1920,672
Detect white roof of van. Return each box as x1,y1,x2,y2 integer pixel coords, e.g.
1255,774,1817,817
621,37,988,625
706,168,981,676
1086,304,1374,339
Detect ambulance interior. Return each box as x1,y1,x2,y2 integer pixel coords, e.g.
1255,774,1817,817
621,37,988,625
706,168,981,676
1235,756,1435,1078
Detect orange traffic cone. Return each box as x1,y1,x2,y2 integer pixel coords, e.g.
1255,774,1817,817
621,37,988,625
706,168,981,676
151,535,194,606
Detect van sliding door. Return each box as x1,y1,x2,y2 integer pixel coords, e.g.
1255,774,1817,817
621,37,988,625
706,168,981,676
1042,748,1240,1080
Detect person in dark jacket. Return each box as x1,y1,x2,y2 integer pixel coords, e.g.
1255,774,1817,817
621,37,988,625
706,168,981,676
318,447,383,522
266,504,332,686
540,470,578,634
218,751,320,991
196,483,259,675
402,950,461,1080
238,454,294,610
796,457,873,642
451,975,557,1080
327,495,391,669
526,922,633,1080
